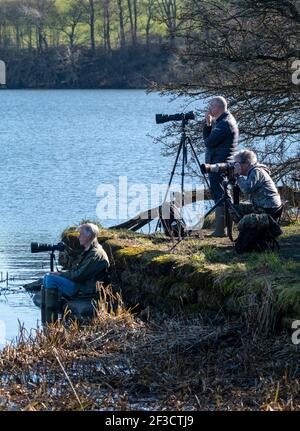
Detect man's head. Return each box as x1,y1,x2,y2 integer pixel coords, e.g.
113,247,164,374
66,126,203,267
208,96,228,119
78,223,100,249
234,150,258,176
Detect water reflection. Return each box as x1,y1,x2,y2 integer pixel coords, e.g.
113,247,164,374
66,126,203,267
0,90,203,347
0,239,51,348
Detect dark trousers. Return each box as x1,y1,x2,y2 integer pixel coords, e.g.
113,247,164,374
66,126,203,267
209,172,224,204
231,202,283,223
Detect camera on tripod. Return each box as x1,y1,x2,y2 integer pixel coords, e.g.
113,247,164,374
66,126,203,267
200,162,237,183
156,111,195,124
31,242,66,272
31,242,65,254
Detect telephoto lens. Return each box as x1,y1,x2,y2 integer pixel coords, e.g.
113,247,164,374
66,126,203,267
200,162,236,175
31,242,65,253
156,111,195,124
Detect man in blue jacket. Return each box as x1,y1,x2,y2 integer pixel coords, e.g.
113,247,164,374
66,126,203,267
203,96,239,236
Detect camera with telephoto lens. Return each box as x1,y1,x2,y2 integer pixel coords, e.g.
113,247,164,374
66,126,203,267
200,162,238,182
31,242,66,254
156,111,195,124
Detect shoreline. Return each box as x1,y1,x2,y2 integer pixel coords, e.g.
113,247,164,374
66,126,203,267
0,221,299,410
0,87,150,91
59,222,300,328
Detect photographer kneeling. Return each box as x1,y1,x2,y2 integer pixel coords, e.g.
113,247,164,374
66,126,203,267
232,150,283,253
233,150,282,219
43,223,110,298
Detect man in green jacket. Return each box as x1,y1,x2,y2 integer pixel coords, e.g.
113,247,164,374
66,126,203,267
43,223,110,297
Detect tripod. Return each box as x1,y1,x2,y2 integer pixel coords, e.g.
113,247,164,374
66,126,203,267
203,176,242,242
155,116,210,239
49,251,57,272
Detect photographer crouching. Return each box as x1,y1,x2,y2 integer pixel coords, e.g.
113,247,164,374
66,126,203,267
232,150,283,253
43,223,110,299
233,150,282,220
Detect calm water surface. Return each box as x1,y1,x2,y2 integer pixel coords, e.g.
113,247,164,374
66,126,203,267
0,90,202,347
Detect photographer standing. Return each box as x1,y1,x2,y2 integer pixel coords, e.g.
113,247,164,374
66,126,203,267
203,96,239,237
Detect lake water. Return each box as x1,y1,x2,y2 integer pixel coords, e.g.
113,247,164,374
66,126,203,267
0,90,203,348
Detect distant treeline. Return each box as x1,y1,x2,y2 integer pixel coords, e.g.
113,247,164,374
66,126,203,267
0,0,184,88
0,43,177,88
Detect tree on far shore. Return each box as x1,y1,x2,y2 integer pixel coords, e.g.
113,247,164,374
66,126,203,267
159,0,300,182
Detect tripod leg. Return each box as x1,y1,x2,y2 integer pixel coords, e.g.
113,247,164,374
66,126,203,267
228,200,243,221
189,139,211,191
178,140,187,241
226,199,242,242
225,202,234,242
155,141,183,234
204,198,225,219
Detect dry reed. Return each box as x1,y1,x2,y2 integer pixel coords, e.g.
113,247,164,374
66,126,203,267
0,284,299,411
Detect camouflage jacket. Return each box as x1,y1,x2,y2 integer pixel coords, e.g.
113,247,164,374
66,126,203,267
237,164,282,210
60,242,110,295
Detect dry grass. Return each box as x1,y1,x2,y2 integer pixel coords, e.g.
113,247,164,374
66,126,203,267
0,285,299,411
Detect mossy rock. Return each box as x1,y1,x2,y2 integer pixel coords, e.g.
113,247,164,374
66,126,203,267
115,246,150,258
98,233,115,243
146,253,182,276
186,266,215,290
120,270,173,306
56,220,300,328
113,246,151,270
104,239,129,254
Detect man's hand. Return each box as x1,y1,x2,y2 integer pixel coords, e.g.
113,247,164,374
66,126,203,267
234,162,242,175
206,112,213,127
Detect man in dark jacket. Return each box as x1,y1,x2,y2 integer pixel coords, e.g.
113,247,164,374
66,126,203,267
203,96,239,236
43,223,110,297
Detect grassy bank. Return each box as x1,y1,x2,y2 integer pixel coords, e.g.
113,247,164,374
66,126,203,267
61,221,300,333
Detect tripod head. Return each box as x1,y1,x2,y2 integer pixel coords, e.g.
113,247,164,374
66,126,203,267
220,174,240,206
220,173,237,186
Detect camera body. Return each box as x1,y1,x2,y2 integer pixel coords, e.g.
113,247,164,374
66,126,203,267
156,111,195,124
200,162,237,182
31,242,65,254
